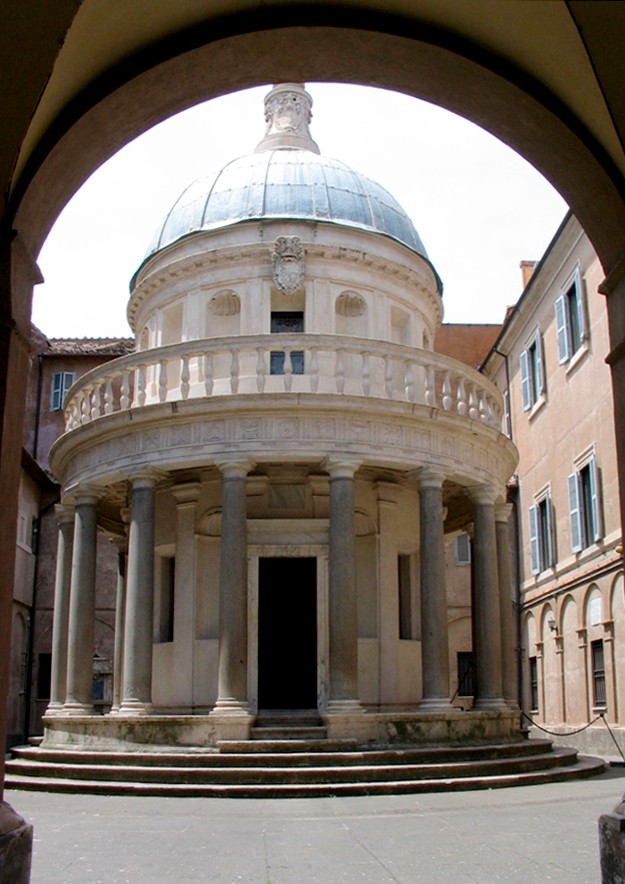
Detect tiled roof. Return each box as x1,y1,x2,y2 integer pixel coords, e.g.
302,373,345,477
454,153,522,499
46,338,135,356
434,324,502,369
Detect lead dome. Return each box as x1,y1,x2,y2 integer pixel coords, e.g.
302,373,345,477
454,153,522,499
141,84,430,271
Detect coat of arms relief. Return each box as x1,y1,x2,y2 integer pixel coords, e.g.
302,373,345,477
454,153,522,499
271,236,305,296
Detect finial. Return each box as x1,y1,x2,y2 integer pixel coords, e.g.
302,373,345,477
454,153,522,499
255,83,320,154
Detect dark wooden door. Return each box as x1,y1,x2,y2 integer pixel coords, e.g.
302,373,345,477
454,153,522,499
258,557,317,709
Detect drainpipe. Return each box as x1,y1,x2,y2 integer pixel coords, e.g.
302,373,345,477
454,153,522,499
32,353,43,461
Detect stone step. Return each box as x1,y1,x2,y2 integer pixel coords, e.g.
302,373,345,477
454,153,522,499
10,738,552,767
250,726,328,741
4,755,606,799
4,748,581,786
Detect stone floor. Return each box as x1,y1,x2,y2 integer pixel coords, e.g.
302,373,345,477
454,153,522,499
6,764,625,883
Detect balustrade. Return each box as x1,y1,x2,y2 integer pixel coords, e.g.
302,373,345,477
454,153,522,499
63,335,503,431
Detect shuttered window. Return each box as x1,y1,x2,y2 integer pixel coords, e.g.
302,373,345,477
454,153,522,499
555,269,586,364
568,454,602,552
520,330,545,412
50,371,76,411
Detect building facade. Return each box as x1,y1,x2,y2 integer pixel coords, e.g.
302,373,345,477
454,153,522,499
42,84,519,749
483,213,624,756
7,331,132,747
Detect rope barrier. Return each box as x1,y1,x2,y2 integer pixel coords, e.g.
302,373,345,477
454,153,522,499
522,710,625,764
521,710,603,736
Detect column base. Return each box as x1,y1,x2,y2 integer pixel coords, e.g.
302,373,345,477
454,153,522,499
418,697,456,713
117,699,153,716
325,699,365,715
62,701,95,716
209,701,252,741
0,802,33,884
44,701,66,717
473,698,510,711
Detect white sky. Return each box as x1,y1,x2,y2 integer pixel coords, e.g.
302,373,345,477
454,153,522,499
32,83,568,339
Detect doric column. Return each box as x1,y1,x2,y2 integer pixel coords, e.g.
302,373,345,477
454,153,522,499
495,503,517,708
172,482,201,706
47,505,75,714
110,531,127,714
212,459,254,714
64,488,99,715
418,469,454,711
325,458,364,713
471,486,506,709
119,473,158,715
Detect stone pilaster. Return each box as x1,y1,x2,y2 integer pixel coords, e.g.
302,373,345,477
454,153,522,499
119,473,158,715
172,482,201,706
325,458,364,714
471,486,506,710
211,459,254,721
64,489,99,715
376,482,402,705
495,503,518,708
47,505,75,714
110,530,127,715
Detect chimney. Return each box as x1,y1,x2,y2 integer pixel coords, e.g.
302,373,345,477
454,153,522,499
520,260,538,289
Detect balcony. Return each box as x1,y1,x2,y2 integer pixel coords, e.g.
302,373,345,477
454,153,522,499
63,334,503,433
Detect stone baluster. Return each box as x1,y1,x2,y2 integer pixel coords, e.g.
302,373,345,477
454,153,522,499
325,458,364,714
418,469,454,711
47,505,75,714
64,488,99,715
119,472,158,715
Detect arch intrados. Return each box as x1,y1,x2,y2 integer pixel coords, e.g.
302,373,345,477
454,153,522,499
13,20,625,277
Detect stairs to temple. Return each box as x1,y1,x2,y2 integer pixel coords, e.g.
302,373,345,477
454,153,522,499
5,738,605,798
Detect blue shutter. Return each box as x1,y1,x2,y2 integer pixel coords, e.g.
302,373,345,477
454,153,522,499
588,454,602,542
62,372,76,405
568,472,583,552
555,294,570,364
529,505,540,574
544,497,554,567
535,331,545,395
51,372,63,410
574,274,586,344
520,349,531,411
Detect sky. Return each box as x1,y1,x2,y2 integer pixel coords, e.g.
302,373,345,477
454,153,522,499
32,83,569,339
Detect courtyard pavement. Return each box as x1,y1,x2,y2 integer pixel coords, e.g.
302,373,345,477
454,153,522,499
6,766,625,883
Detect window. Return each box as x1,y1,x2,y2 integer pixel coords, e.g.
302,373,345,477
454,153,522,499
520,330,545,411
37,652,52,700
454,533,471,565
555,269,586,364
398,554,413,640
591,639,606,708
568,454,602,551
270,311,304,375
50,371,76,411
529,495,554,574
457,652,475,697
529,656,538,712
156,556,175,643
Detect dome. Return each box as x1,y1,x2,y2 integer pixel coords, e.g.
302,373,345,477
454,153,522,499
145,149,429,260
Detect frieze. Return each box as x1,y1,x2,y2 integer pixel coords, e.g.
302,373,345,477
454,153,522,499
52,406,515,493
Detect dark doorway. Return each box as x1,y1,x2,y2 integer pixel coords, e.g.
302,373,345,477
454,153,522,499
258,557,317,709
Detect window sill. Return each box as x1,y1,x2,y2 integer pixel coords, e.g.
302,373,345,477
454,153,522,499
528,394,547,421
565,342,589,375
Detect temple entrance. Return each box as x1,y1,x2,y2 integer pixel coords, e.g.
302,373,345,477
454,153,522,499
257,557,317,709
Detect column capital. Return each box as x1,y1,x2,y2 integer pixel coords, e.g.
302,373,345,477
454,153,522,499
171,481,202,506
495,502,514,523
54,503,75,525
468,484,499,506
215,457,255,479
71,484,100,506
127,468,165,490
323,457,362,479
415,467,446,490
